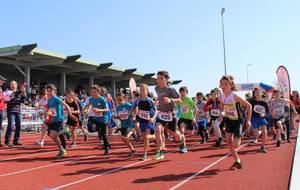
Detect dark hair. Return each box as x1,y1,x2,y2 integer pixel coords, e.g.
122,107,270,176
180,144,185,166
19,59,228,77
179,86,188,93
157,71,170,80
196,92,203,97
220,75,237,91
46,84,57,92
210,89,216,95
91,85,100,93
116,92,125,98
40,88,47,96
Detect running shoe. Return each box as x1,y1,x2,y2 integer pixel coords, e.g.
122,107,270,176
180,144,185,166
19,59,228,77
141,154,148,161
178,139,184,150
128,150,136,157
260,146,267,153
230,160,243,170
154,150,164,160
104,148,110,155
200,139,206,144
36,140,44,147
56,149,67,158
287,139,291,143
281,133,286,141
180,146,188,153
273,134,277,140
70,144,76,149
252,139,258,144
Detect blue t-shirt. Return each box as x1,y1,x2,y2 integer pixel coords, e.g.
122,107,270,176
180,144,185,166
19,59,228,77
132,97,156,124
48,96,64,122
89,96,109,124
116,102,133,128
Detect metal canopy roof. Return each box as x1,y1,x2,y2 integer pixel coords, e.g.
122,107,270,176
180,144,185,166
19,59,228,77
0,43,181,86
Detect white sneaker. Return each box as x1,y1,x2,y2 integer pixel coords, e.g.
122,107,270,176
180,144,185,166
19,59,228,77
36,140,44,147
70,144,76,149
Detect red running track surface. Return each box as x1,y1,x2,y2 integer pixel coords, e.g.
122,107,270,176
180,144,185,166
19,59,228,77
0,130,296,190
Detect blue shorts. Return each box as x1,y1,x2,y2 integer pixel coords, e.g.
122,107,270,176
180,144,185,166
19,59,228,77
197,120,207,128
139,122,155,134
252,117,268,129
108,117,116,129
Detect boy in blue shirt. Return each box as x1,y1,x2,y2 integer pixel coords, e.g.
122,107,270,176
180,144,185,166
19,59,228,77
84,85,110,155
46,84,77,158
115,93,136,156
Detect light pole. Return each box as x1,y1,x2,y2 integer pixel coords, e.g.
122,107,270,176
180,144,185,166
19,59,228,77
247,64,252,82
221,7,227,75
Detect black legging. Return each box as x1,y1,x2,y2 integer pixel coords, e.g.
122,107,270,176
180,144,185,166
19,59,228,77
97,122,110,150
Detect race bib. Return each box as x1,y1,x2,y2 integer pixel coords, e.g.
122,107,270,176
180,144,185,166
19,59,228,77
49,108,57,117
139,110,151,120
95,112,103,117
224,104,239,120
210,109,220,117
254,105,265,114
180,105,190,114
273,108,284,116
158,112,173,122
118,110,129,120
198,110,205,116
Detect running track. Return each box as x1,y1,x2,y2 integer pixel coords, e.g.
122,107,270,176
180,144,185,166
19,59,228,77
0,130,297,190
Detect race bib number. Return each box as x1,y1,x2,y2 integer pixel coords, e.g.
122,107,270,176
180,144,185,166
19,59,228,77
198,110,205,116
254,105,265,114
210,109,220,117
139,110,151,120
159,112,173,122
224,104,239,120
95,112,103,117
49,108,57,117
273,108,284,116
118,110,129,120
180,105,190,114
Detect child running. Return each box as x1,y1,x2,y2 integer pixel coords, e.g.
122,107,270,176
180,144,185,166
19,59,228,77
132,84,157,161
268,90,296,147
115,92,136,156
46,84,77,158
176,86,198,137
196,92,209,144
249,87,269,153
84,85,111,155
219,76,252,169
36,89,48,147
204,89,223,147
154,71,187,160
65,90,88,149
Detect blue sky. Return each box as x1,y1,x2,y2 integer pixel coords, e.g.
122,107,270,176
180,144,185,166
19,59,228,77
1,0,299,96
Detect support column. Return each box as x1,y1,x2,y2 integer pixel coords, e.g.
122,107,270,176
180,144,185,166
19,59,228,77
25,67,30,94
60,72,66,95
88,76,94,89
111,80,116,98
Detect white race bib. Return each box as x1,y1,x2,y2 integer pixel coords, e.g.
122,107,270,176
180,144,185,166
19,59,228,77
210,109,220,117
198,110,205,116
118,110,129,120
139,110,151,120
254,105,265,114
273,108,284,116
158,112,173,122
224,104,239,120
180,105,190,114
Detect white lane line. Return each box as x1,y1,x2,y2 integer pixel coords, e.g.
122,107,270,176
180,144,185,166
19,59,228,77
289,123,300,190
0,144,96,162
169,141,252,190
0,148,128,178
49,143,200,190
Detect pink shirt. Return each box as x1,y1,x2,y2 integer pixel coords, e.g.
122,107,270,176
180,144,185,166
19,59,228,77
0,91,6,111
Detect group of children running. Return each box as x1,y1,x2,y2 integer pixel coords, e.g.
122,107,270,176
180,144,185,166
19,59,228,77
33,71,299,170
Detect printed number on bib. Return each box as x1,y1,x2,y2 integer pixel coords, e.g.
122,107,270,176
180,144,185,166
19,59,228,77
224,104,239,120
198,110,205,116
49,108,57,117
139,110,151,120
180,105,190,114
118,111,129,120
254,105,265,114
95,111,103,117
211,109,220,117
273,108,284,116
159,112,173,122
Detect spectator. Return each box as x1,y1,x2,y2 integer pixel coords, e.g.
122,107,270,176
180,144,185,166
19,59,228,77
0,75,7,146
4,81,26,146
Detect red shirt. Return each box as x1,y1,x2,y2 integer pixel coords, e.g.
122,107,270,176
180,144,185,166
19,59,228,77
0,91,6,111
